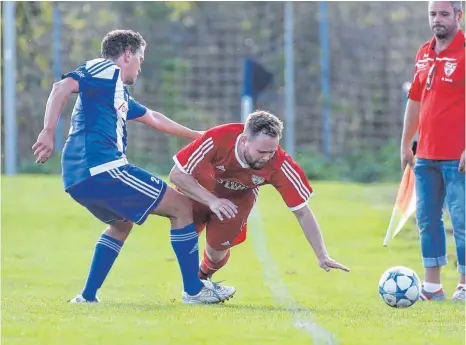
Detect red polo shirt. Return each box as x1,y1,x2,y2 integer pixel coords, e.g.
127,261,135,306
408,29,465,160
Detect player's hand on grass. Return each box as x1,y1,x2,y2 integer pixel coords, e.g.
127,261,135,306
318,256,350,272
32,129,54,164
459,150,465,173
209,197,238,221
400,146,415,171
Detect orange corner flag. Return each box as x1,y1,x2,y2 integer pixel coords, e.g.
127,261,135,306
383,165,416,246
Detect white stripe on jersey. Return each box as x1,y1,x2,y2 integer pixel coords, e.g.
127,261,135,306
93,64,118,79
184,137,214,174
435,57,456,61
173,155,189,174
90,61,114,77
416,58,434,64
281,160,312,202
116,116,125,152
68,95,83,135
86,58,108,73
85,58,117,79
113,76,126,152
253,187,259,205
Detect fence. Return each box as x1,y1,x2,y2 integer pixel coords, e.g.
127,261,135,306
2,1,432,181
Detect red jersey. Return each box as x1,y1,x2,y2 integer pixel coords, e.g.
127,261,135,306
174,123,313,211
408,30,465,160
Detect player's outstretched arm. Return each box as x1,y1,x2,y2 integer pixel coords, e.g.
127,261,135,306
32,77,79,164
132,110,203,141
169,165,238,221
293,205,350,273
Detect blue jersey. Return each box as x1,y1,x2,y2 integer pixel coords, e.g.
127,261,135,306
61,58,147,190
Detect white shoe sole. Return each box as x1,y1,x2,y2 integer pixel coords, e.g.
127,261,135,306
182,290,235,305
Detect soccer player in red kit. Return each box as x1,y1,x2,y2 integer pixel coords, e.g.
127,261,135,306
169,110,349,281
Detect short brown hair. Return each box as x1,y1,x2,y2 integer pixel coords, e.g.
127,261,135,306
244,110,284,139
101,30,146,60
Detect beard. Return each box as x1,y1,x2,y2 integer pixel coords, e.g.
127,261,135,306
249,162,265,170
432,25,449,39
244,154,267,170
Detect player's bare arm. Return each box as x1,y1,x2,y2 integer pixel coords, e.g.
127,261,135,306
293,205,350,273
169,165,238,221
400,99,421,170
132,109,202,141
32,77,79,164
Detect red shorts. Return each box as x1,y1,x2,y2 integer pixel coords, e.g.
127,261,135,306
193,193,256,251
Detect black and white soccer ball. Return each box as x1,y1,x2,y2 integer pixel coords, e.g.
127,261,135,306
378,266,421,308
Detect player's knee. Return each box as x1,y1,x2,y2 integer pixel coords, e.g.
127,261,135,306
106,221,134,241
172,194,193,221
120,221,134,233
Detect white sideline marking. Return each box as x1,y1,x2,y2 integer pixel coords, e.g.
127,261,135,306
248,204,337,345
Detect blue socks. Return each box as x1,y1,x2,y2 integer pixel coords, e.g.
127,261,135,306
81,234,123,301
170,223,204,295
80,224,203,300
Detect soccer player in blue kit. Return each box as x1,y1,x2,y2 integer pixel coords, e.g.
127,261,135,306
32,30,235,305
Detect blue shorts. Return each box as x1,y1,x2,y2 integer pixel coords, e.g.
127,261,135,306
67,164,167,225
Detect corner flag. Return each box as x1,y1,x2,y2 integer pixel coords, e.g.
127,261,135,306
383,141,418,246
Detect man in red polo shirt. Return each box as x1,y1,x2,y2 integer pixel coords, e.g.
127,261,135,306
401,1,465,301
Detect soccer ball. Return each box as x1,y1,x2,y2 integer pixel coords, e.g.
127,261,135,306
378,266,421,308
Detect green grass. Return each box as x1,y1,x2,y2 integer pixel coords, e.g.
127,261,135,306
2,175,464,345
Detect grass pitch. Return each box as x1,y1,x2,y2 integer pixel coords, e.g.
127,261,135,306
2,175,464,345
